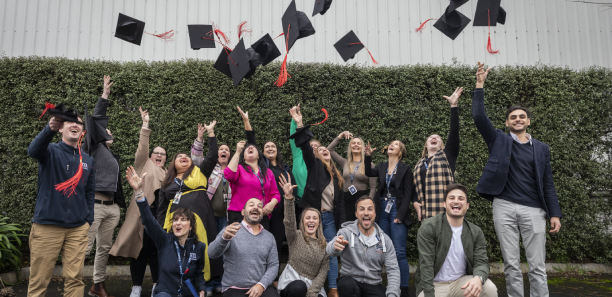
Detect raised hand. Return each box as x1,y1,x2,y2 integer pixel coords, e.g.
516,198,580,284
289,104,303,127
333,235,349,251
102,75,114,100
49,116,64,132
139,107,149,127
364,141,376,156
204,120,217,137
236,140,246,153
196,123,206,143
338,131,353,139
222,222,242,240
476,62,491,88
278,174,297,199
444,87,463,108
126,166,147,191
237,106,249,122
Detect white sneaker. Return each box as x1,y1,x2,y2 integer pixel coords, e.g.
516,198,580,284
130,286,142,297
151,284,157,297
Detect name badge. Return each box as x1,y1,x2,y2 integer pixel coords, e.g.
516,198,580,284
348,185,357,195
173,192,182,204
190,253,197,261
385,200,394,213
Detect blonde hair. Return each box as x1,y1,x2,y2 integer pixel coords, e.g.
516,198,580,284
299,207,327,247
315,147,344,188
421,135,446,158
347,137,366,176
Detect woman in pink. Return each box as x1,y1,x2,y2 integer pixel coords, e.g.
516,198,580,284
224,139,280,229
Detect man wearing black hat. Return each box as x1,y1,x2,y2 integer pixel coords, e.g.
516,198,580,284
471,62,562,297
27,106,96,297
83,76,126,297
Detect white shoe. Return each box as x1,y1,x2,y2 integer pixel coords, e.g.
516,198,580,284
130,286,142,297
151,284,157,297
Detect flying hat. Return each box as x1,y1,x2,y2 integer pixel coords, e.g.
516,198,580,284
115,13,145,45
228,39,261,86
433,6,471,40
41,103,83,124
251,34,281,66
334,30,378,64
312,0,333,16
187,24,216,49
473,0,502,26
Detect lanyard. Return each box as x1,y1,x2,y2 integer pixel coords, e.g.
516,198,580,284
386,163,399,195
349,161,361,183
174,178,184,191
252,167,265,197
424,156,433,170
174,241,195,295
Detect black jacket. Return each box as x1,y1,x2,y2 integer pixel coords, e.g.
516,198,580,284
364,155,415,227
290,126,345,230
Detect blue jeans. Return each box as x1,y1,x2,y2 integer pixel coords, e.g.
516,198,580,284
206,215,229,291
377,198,409,288
322,211,338,289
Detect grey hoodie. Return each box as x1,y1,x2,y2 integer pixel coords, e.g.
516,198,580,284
326,220,400,297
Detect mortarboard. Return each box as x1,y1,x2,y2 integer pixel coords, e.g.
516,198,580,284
433,6,471,40
296,11,316,41
43,103,82,124
333,30,377,64
213,47,233,79
277,0,316,87
228,39,261,86
282,0,300,52
251,34,281,66
312,0,333,16
115,13,145,45
473,0,502,26
449,0,469,11
497,7,506,25
244,48,262,80
187,25,216,50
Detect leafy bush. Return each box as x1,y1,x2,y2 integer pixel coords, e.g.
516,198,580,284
0,215,26,280
0,56,611,263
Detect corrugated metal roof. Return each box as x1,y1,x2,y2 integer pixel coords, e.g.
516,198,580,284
1,0,611,69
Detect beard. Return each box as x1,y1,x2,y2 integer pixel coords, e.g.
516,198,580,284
508,123,526,134
245,210,263,225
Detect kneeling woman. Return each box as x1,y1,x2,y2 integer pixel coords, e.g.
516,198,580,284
277,175,328,297
126,166,206,297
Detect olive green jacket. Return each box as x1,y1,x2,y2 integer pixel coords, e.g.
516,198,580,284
415,213,490,297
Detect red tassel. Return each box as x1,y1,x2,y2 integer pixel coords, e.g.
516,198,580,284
275,25,292,87
237,21,252,39
349,43,378,65
210,22,231,47
39,102,56,118
55,134,86,198
145,30,175,42
415,19,437,33
273,32,284,40
487,9,499,54
311,109,329,126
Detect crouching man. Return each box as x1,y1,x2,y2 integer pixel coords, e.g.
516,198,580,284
415,183,497,297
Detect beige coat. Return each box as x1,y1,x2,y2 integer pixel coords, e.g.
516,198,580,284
110,127,167,258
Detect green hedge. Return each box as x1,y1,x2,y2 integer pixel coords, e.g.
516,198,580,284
1,56,611,264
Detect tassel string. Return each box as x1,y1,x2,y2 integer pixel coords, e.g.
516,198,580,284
39,102,56,118
349,42,378,65
145,30,175,42
274,25,292,87
237,21,252,39
415,19,437,33
487,9,499,54
55,133,86,198
273,32,284,41
311,109,329,126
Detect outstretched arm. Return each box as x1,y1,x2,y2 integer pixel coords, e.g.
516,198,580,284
327,132,351,167
443,88,461,170
134,107,151,171
290,107,317,170
237,106,252,131
363,142,379,177
191,124,206,166
471,62,497,147
226,141,246,174
27,118,61,162
199,121,219,177
94,75,114,116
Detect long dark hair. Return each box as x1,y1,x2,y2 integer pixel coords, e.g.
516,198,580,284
171,208,199,242
239,144,267,180
263,140,284,169
161,152,195,189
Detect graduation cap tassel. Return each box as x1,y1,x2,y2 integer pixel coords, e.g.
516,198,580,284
273,33,284,40
55,133,86,198
274,25,292,87
237,21,252,39
39,102,56,118
311,108,329,126
487,9,499,54
211,22,231,47
349,43,378,65
145,30,175,42
415,19,437,33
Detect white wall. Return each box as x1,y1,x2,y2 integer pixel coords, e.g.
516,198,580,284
1,0,611,69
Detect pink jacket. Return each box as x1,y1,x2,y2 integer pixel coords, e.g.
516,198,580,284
224,165,280,213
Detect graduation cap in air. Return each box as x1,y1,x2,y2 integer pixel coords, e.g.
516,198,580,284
334,30,378,64
188,24,216,50
449,0,469,11
213,47,233,78
40,103,82,124
473,0,502,26
251,34,281,66
228,39,261,86
433,6,471,40
277,0,316,87
312,0,333,17
115,13,145,45
497,7,506,25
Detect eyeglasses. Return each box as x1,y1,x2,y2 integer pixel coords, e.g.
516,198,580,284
152,152,167,156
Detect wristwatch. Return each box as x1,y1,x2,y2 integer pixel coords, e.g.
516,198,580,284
476,275,484,285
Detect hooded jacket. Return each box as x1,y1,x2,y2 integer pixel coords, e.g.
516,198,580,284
27,124,96,227
326,220,400,297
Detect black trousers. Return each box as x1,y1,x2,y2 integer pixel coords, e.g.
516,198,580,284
343,190,369,222
280,280,324,297
269,206,286,281
228,210,270,230
223,287,280,297
337,275,386,297
130,208,159,285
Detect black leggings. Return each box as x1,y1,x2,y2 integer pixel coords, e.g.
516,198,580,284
280,280,324,297
337,275,386,297
223,287,280,297
130,213,159,285
269,206,286,280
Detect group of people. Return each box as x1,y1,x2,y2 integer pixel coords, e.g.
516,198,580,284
26,62,562,297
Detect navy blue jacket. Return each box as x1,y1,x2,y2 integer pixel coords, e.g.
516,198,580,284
471,88,562,219
137,198,206,296
27,124,96,227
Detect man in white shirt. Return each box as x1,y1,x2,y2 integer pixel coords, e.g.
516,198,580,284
415,183,497,297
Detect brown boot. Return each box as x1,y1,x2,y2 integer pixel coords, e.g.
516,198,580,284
328,288,339,297
89,282,115,297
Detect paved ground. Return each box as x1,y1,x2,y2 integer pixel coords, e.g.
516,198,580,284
7,274,612,297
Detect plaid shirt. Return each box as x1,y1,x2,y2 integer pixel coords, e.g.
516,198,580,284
413,150,455,219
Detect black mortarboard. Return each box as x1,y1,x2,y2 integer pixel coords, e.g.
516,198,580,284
433,6,471,40
228,39,260,86
497,7,506,25
47,103,82,123
312,0,333,17
187,25,215,50
251,34,281,66
243,48,262,80
449,0,469,11
334,31,365,62
282,0,300,51
114,13,145,45
473,0,502,26
296,11,316,41
213,48,233,78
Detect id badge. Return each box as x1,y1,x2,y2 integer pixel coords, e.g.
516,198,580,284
173,192,182,204
385,200,394,213
348,185,357,195
223,194,231,203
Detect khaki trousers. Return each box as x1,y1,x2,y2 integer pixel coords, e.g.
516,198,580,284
86,199,121,284
418,275,498,297
27,223,90,297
